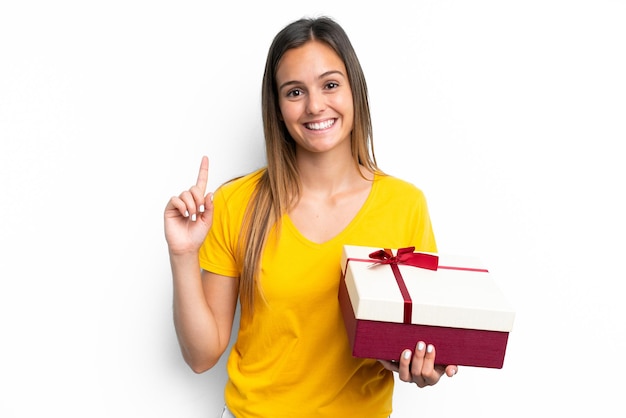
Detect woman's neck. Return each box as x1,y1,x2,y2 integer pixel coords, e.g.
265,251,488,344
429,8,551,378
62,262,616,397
296,152,373,197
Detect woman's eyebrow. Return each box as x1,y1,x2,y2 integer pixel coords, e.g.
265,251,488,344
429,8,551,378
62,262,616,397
278,70,346,92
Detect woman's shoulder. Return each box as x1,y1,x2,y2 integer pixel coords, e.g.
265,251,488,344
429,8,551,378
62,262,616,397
374,173,426,197
215,167,266,202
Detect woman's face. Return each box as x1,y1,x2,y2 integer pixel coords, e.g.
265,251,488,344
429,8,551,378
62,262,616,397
275,40,354,156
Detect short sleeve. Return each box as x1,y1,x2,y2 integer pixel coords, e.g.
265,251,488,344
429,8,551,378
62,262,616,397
198,185,241,278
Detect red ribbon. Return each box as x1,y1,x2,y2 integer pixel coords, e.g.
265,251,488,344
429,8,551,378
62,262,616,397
368,247,438,324
368,247,439,271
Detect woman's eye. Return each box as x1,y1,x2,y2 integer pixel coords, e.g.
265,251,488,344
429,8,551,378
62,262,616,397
326,82,339,89
286,89,303,97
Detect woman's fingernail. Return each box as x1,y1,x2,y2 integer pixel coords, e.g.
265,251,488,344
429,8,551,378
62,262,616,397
199,204,205,213
191,213,197,222
403,350,412,360
427,344,434,353
417,342,425,351
184,210,189,218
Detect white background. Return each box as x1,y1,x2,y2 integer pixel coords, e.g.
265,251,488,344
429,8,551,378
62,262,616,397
1,1,625,417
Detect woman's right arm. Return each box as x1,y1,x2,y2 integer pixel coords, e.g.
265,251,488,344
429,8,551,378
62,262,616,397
170,255,238,373
165,156,238,373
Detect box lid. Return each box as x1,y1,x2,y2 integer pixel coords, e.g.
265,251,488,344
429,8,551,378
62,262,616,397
340,245,515,332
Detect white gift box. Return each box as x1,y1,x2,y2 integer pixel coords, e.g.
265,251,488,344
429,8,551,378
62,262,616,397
339,245,516,368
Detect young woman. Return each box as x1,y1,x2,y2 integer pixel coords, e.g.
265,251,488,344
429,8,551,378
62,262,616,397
164,16,457,418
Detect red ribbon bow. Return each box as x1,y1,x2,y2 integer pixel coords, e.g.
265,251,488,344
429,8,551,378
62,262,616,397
367,247,439,324
368,247,439,271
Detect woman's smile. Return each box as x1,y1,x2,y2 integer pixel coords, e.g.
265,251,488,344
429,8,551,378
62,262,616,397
304,118,336,131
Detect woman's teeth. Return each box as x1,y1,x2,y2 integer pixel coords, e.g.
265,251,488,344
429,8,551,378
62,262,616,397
306,119,335,130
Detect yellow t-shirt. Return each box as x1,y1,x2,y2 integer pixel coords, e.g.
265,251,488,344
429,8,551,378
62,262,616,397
199,169,437,418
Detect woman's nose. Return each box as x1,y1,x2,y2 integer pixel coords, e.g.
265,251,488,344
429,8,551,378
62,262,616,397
306,90,326,115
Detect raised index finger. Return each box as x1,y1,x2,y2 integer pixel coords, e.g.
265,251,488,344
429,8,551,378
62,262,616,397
196,155,209,193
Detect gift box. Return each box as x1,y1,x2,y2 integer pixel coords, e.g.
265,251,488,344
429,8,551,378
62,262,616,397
339,245,515,368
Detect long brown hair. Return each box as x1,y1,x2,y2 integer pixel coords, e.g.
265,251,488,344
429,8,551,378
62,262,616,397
237,16,380,315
